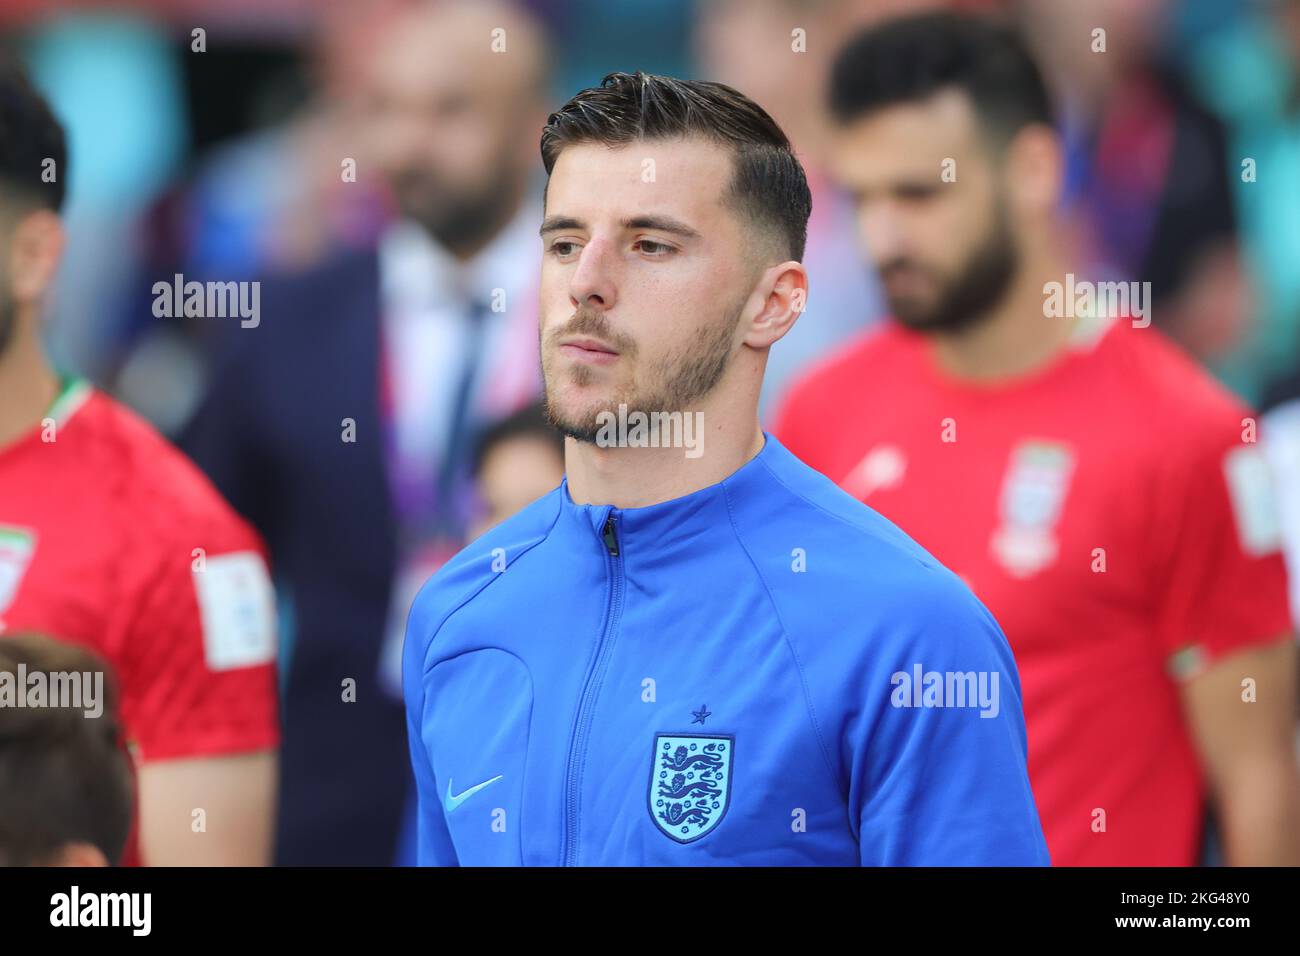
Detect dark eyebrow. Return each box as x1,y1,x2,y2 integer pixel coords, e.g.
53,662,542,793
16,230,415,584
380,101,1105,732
538,214,703,241
621,215,701,240
539,215,584,236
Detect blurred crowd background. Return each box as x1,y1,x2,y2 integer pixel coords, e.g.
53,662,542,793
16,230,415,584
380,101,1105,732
5,0,1300,865
20,0,1300,422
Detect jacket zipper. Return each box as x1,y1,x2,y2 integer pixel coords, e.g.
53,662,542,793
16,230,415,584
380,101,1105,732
561,511,625,865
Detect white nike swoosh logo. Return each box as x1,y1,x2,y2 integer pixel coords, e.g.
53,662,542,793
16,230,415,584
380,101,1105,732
444,774,504,812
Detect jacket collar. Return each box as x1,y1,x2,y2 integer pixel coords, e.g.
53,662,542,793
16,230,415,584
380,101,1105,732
557,432,785,551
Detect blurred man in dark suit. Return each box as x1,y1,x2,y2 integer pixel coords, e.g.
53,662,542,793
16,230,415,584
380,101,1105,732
183,0,548,865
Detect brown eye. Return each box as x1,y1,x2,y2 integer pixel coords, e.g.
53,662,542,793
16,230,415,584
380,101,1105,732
636,239,673,256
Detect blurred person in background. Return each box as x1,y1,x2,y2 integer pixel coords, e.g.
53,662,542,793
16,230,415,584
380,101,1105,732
107,1,402,435
17,12,188,391
469,402,564,539
0,60,279,866
0,634,133,867
775,12,1300,865
1262,363,1300,634
1180,0,1300,403
693,0,889,419
1018,0,1254,394
183,0,547,865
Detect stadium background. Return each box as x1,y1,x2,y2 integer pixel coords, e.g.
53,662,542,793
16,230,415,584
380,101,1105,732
3,0,1299,865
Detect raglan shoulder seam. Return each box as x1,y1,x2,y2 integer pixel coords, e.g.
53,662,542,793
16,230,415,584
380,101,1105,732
719,479,845,801
416,501,563,680
756,455,938,576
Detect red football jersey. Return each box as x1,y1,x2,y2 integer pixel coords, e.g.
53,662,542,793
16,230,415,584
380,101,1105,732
0,380,279,865
775,318,1293,866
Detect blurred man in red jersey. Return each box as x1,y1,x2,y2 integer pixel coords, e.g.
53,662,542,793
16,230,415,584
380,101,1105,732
0,60,278,865
775,13,1300,865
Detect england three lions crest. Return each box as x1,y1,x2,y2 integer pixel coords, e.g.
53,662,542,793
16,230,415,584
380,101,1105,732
648,733,733,843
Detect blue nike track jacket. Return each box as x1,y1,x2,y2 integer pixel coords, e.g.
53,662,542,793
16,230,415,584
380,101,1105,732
403,433,1049,865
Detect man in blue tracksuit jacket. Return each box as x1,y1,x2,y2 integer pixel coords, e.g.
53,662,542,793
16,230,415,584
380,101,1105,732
403,71,1049,866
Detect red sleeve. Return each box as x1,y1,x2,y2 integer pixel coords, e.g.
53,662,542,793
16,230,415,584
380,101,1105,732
1148,414,1293,677
115,513,280,762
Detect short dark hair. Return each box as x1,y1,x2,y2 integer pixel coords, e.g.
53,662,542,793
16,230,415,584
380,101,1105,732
0,57,67,213
0,634,133,866
473,401,562,478
830,12,1053,148
541,71,811,261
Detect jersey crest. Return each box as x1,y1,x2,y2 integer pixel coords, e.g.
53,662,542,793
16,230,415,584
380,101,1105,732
648,733,733,843
989,441,1074,577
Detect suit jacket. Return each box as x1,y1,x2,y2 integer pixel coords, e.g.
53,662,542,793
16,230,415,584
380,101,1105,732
184,245,408,865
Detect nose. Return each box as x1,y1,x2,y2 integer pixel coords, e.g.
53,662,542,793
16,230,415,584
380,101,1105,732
366,103,425,176
857,202,904,269
568,236,618,312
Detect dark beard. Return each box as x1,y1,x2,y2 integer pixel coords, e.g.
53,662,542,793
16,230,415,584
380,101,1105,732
888,210,1019,334
542,303,737,445
394,172,517,256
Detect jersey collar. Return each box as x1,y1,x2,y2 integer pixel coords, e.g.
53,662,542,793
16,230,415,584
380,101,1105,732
45,376,93,429
0,374,93,461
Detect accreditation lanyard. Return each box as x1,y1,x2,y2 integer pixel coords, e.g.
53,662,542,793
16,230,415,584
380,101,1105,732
378,298,491,551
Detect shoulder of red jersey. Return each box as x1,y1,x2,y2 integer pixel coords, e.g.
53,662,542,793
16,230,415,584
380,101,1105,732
775,321,914,420
1099,322,1257,437
792,321,910,390
71,389,264,552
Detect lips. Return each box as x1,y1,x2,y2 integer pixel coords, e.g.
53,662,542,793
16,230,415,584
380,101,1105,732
558,337,621,365
561,337,618,355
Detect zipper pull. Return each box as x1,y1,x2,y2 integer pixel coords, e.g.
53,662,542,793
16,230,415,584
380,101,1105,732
602,514,620,556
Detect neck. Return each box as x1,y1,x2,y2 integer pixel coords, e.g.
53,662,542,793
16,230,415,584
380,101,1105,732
0,314,59,450
564,367,765,509
929,243,1078,382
